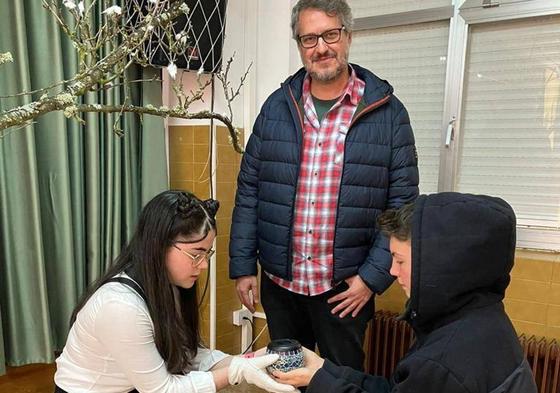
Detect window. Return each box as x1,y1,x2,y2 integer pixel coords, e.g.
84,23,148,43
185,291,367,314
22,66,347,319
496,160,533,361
456,13,560,249
458,15,560,226
347,0,560,250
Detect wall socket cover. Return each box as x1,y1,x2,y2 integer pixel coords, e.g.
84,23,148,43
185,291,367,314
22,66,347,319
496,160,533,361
232,308,253,326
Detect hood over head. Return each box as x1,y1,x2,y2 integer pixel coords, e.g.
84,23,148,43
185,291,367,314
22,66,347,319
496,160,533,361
408,192,516,333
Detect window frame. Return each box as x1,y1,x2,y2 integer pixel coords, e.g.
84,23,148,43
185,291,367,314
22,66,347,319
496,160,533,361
452,0,560,251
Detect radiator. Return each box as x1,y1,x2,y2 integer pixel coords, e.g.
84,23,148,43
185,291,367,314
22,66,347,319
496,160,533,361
366,311,415,379
520,334,560,393
367,311,560,393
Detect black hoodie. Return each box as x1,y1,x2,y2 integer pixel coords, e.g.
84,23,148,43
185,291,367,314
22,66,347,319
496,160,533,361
307,193,537,393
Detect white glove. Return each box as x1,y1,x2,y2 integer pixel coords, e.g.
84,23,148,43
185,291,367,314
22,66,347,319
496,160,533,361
228,354,298,393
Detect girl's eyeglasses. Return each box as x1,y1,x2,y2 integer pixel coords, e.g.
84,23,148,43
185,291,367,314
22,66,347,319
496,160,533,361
173,244,215,267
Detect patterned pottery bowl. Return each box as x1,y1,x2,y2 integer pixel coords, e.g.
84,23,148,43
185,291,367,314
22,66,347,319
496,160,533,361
266,339,304,373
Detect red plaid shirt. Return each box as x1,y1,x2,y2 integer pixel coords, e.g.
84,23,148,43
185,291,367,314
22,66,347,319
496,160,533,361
268,68,365,295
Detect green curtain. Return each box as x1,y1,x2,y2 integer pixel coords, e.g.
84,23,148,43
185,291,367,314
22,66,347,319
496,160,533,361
0,1,168,374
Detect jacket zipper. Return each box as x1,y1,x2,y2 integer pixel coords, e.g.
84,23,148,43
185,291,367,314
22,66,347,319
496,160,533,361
285,86,305,281
349,95,391,129
331,93,392,286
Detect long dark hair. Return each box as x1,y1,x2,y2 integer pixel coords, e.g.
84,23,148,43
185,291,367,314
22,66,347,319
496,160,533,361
70,190,219,373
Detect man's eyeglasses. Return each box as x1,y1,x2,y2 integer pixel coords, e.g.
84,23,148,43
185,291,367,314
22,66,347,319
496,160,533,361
297,26,346,49
173,244,215,267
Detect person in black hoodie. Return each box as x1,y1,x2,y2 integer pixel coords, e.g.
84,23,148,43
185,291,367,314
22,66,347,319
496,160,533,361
272,192,538,393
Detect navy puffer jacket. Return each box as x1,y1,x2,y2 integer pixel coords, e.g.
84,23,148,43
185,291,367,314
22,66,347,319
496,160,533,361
229,64,419,294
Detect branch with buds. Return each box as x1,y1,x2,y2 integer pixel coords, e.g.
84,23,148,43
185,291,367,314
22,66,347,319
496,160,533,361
0,0,245,153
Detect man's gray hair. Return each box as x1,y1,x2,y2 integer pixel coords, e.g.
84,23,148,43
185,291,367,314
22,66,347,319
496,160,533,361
291,0,354,40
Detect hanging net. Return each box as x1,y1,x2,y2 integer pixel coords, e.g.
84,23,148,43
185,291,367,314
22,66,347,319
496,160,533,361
125,0,228,73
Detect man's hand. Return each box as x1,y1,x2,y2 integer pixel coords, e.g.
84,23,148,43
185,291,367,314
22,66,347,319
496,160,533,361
272,347,325,387
235,275,259,313
327,275,373,318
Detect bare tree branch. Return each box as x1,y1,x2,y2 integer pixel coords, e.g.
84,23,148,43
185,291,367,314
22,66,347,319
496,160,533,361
1,0,246,153
78,104,243,153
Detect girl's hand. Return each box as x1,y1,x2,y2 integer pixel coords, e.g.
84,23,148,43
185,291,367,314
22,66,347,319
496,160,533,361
228,354,298,393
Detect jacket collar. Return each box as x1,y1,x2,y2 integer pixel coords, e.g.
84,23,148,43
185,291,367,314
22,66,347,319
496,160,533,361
282,63,393,107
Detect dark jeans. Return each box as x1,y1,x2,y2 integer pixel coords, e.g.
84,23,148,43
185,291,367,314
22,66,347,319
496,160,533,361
261,272,375,371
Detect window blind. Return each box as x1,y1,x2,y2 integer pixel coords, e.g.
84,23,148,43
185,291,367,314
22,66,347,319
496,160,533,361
350,21,449,193
457,14,560,228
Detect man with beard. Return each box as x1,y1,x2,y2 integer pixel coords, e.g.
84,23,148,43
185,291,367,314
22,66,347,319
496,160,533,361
229,0,419,370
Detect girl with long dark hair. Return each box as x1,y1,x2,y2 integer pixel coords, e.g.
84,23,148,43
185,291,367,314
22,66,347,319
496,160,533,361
54,190,295,393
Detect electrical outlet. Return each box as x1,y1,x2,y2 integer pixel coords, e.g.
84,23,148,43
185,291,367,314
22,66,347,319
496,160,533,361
232,308,253,326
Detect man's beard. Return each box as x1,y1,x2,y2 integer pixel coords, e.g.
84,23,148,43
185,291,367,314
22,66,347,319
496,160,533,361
306,50,349,82
310,62,345,82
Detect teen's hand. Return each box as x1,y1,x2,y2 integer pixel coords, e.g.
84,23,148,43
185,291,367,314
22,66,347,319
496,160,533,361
235,275,259,313
272,347,325,387
228,354,298,393
327,275,373,318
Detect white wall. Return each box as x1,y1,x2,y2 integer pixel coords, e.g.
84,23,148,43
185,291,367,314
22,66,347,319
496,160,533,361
253,1,295,108
242,0,301,143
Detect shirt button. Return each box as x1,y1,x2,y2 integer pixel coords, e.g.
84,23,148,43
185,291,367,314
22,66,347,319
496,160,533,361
311,201,315,205
308,229,313,234
314,172,318,176
307,256,312,261
318,142,322,147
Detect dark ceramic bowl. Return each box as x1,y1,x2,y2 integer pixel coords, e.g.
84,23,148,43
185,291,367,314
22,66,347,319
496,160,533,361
265,339,304,373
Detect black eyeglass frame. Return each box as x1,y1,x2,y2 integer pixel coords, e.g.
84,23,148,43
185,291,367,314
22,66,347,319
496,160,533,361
173,243,215,267
297,26,346,49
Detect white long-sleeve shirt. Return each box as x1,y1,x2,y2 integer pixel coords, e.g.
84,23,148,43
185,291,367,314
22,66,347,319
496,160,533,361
55,275,228,393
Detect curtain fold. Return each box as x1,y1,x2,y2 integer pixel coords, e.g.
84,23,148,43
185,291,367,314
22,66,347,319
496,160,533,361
0,314,4,375
0,0,168,373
